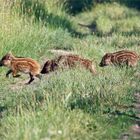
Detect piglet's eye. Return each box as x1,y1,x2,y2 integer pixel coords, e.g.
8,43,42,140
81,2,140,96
6,56,11,60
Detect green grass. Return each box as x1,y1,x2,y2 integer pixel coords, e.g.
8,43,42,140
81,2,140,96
75,2,140,35
0,1,140,140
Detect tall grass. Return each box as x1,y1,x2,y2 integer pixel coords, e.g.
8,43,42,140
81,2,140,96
11,0,76,33
75,3,140,35
0,1,140,140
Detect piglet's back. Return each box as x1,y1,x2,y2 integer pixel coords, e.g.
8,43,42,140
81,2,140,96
113,50,138,58
57,55,96,74
112,50,138,63
11,58,41,74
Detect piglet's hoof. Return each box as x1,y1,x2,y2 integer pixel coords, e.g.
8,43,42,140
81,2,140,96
13,75,21,78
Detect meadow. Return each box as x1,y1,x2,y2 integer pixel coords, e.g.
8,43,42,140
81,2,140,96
0,0,140,139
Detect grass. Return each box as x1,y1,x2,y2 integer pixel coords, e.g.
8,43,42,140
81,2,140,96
0,1,140,140
75,2,140,35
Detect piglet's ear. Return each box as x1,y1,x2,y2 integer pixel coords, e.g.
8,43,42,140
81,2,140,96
105,53,112,57
6,52,14,60
6,54,11,60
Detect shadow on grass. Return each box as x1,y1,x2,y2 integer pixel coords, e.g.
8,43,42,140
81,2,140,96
0,106,7,118
68,96,138,120
118,0,140,10
78,22,140,37
12,0,86,37
121,31,140,36
68,95,96,113
66,81,137,119
12,0,140,38
103,108,139,120
64,0,94,15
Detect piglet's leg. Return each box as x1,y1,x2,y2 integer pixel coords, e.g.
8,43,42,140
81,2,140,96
12,70,20,78
26,73,34,85
127,60,137,67
6,69,12,77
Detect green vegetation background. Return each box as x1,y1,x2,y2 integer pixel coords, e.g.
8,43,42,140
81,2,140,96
0,0,140,139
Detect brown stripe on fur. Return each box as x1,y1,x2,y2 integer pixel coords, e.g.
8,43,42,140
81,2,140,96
99,50,139,67
41,54,96,74
0,53,41,84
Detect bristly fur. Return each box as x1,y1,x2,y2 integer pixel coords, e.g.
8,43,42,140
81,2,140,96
0,52,41,84
99,50,139,67
41,54,96,74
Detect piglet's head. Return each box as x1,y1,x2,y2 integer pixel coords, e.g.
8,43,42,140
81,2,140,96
0,52,14,67
99,53,112,67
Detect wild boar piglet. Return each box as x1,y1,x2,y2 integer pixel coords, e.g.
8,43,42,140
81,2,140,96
99,50,139,67
0,52,41,84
